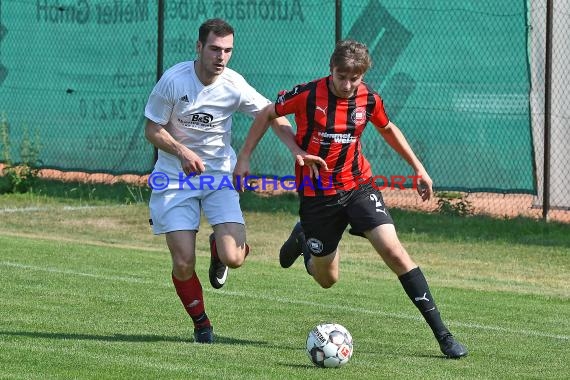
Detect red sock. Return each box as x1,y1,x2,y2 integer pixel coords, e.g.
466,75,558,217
172,272,211,329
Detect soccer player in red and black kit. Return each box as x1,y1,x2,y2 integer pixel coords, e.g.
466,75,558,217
234,39,468,359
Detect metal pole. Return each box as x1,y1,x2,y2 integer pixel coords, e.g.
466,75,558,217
543,0,553,221
335,0,342,43
153,0,165,164
156,0,165,83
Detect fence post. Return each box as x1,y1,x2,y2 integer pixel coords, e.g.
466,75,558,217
153,0,165,165
335,0,342,43
543,0,553,221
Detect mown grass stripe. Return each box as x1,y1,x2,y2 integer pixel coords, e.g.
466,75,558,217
2,260,567,342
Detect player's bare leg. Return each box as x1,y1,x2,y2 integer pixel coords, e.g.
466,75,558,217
209,222,250,289
166,230,213,343
212,222,249,268
307,249,340,289
166,230,197,280
364,224,416,275
365,224,467,358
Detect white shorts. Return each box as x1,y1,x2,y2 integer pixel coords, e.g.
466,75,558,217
148,173,244,234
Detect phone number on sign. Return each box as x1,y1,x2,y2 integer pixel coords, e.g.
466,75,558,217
78,97,145,121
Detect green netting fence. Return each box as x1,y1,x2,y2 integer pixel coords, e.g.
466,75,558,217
0,0,560,198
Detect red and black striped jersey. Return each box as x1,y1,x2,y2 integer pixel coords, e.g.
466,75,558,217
274,76,389,196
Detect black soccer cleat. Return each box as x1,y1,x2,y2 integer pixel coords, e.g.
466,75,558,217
279,222,305,268
194,325,214,344
208,233,228,289
438,334,468,359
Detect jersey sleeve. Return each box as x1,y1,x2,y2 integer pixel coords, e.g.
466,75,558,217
144,73,175,125
274,84,304,116
369,92,390,128
236,79,271,117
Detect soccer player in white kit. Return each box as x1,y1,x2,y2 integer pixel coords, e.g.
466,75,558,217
144,18,291,343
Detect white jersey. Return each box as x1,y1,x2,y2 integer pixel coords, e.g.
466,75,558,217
145,61,271,176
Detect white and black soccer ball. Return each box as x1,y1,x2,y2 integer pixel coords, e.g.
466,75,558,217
306,323,353,368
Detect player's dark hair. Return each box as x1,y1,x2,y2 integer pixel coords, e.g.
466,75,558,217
198,18,234,44
329,39,372,75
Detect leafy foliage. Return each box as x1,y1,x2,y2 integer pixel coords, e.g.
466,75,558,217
0,114,42,193
435,191,473,216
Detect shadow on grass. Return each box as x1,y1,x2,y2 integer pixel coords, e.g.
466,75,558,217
25,179,153,205
390,208,570,248
278,363,316,369
247,192,570,248
12,179,570,248
244,193,570,248
239,191,298,215
24,179,299,214
0,330,267,346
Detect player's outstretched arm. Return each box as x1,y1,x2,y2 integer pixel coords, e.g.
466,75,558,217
234,104,280,186
378,121,433,201
234,104,327,187
269,117,328,179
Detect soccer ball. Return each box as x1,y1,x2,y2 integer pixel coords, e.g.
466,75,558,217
306,323,353,368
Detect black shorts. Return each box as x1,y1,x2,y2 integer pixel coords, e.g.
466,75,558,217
299,183,394,257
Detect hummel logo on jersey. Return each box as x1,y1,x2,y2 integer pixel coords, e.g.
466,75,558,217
316,105,328,115
414,293,430,302
179,95,189,102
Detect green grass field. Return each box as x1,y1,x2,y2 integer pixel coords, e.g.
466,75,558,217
0,182,568,379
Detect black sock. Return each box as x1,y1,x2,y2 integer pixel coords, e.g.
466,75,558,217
399,267,450,340
302,243,312,275
298,230,312,275
191,312,210,330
